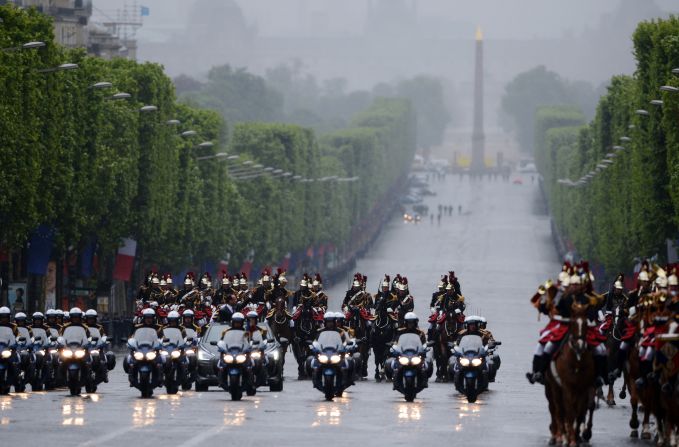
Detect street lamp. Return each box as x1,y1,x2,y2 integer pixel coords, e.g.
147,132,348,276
613,145,625,151
650,99,664,106
37,63,79,73
91,81,112,89
110,92,131,100
635,109,649,116
139,105,157,113
2,40,45,52
673,68,679,75
197,141,214,149
620,136,631,142
660,85,679,93
180,130,197,137
166,119,181,126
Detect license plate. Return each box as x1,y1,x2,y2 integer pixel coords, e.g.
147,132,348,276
323,368,335,376
465,371,476,379
404,369,416,377
229,368,240,375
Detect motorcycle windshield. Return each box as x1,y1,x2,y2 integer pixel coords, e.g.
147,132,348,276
459,335,484,354
32,328,49,345
397,333,423,353
317,331,342,351
62,326,88,347
222,330,247,350
0,326,16,346
88,327,102,340
134,327,159,348
162,328,184,346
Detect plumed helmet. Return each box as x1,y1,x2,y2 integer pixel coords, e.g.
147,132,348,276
32,311,44,319
312,273,322,287
382,275,390,287
184,274,193,286
558,271,569,284
614,280,624,290
183,309,194,317
142,308,155,317
569,274,582,285
669,274,678,286
638,271,650,282
151,275,160,285
656,275,668,288
232,312,245,322
246,310,258,319
167,310,180,320
166,275,173,285
85,309,97,317
69,307,83,318
15,312,27,320
300,276,308,287
159,278,167,286
404,312,418,322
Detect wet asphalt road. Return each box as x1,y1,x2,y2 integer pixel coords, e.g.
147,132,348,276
0,174,645,446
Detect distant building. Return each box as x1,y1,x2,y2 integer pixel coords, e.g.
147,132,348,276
1,0,140,60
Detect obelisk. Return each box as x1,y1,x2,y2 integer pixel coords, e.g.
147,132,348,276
470,26,485,173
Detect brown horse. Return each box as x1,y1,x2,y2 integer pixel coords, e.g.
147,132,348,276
657,336,679,446
434,304,462,382
545,304,596,447
266,296,293,366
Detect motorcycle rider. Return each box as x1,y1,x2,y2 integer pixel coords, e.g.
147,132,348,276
163,311,186,337
14,312,33,339
0,307,19,335
31,312,50,336
245,310,267,343
44,309,61,337
220,312,246,337
181,309,201,339
388,312,428,388
84,309,112,383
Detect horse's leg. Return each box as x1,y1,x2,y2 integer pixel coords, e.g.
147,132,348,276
582,388,595,442
545,381,559,445
641,402,652,440
606,382,616,406
627,370,640,438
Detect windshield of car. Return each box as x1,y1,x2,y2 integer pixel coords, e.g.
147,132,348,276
317,331,342,350
161,327,184,346
222,329,247,350
0,326,16,345
63,325,88,346
133,327,159,347
459,334,484,353
397,333,423,352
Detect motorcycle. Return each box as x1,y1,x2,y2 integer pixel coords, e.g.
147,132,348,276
58,326,94,396
449,334,490,403
215,329,256,401
160,329,188,395
264,337,285,392
29,334,50,391
311,331,351,401
390,334,430,402
0,327,20,394
127,328,163,398
182,336,198,391
14,334,34,393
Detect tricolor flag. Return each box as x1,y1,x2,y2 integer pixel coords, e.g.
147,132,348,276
278,252,291,272
112,238,137,281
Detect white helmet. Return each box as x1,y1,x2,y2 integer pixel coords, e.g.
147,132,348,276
32,312,44,319
669,274,678,286
141,308,155,317
614,280,624,290
183,309,194,317
167,310,180,319
45,309,57,317
558,271,569,284
14,312,27,320
151,276,160,285
239,278,247,286
246,310,258,319
638,271,650,282
300,278,308,287
55,309,64,316
232,312,245,322
464,315,482,324
69,307,83,317
334,311,345,320
222,276,230,285
85,309,97,317
404,312,418,321
0,306,10,316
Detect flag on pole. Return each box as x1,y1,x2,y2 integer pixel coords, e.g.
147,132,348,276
141,6,150,16
112,238,137,281
27,225,54,275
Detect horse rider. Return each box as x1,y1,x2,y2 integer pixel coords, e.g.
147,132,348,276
214,272,235,305
343,273,365,310
312,274,328,311
181,309,202,338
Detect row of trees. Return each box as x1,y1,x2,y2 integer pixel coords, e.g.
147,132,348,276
534,16,679,276
0,6,416,297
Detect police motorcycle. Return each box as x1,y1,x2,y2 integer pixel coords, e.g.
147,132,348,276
180,309,199,391
310,328,353,401
84,310,115,388
28,312,51,391
214,319,257,401
449,334,494,403
58,310,96,396
159,314,189,395
245,312,284,392
126,324,164,398
389,333,431,402
14,313,36,392
0,318,21,395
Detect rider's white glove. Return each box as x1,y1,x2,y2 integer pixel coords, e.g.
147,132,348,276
430,307,436,314
387,308,393,313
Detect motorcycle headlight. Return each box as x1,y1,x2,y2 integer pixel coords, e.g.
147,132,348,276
223,354,234,363
171,351,181,359
411,356,422,366
160,350,169,356
236,354,247,364
330,354,341,364
272,350,280,361
398,356,410,366
49,349,58,354
471,358,483,367
1,350,11,359
75,349,86,359
251,351,261,360
90,349,99,355
62,349,74,359
318,354,329,364
459,358,470,367
146,352,157,361
133,352,144,361
38,349,46,356
185,349,195,355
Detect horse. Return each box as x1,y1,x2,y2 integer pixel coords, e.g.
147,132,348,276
291,298,319,380
266,296,293,367
346,302,372,379
657,335,679,446
370,294,396,382
544,303,596,447
601,303,633,406
434,302,463,382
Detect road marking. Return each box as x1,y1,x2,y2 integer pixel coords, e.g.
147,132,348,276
177,425,226,447
77,426,137,447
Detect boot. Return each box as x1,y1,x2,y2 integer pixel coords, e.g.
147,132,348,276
609,348,627,382
526,354,548,385
594,356,608,387
635,360,652,388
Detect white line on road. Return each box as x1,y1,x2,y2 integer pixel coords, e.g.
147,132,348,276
176,425,226,447
77,426,137,447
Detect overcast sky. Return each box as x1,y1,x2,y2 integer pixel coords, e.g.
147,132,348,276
93,0,676,42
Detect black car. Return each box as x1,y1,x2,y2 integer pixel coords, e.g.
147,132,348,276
196,322,285,392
